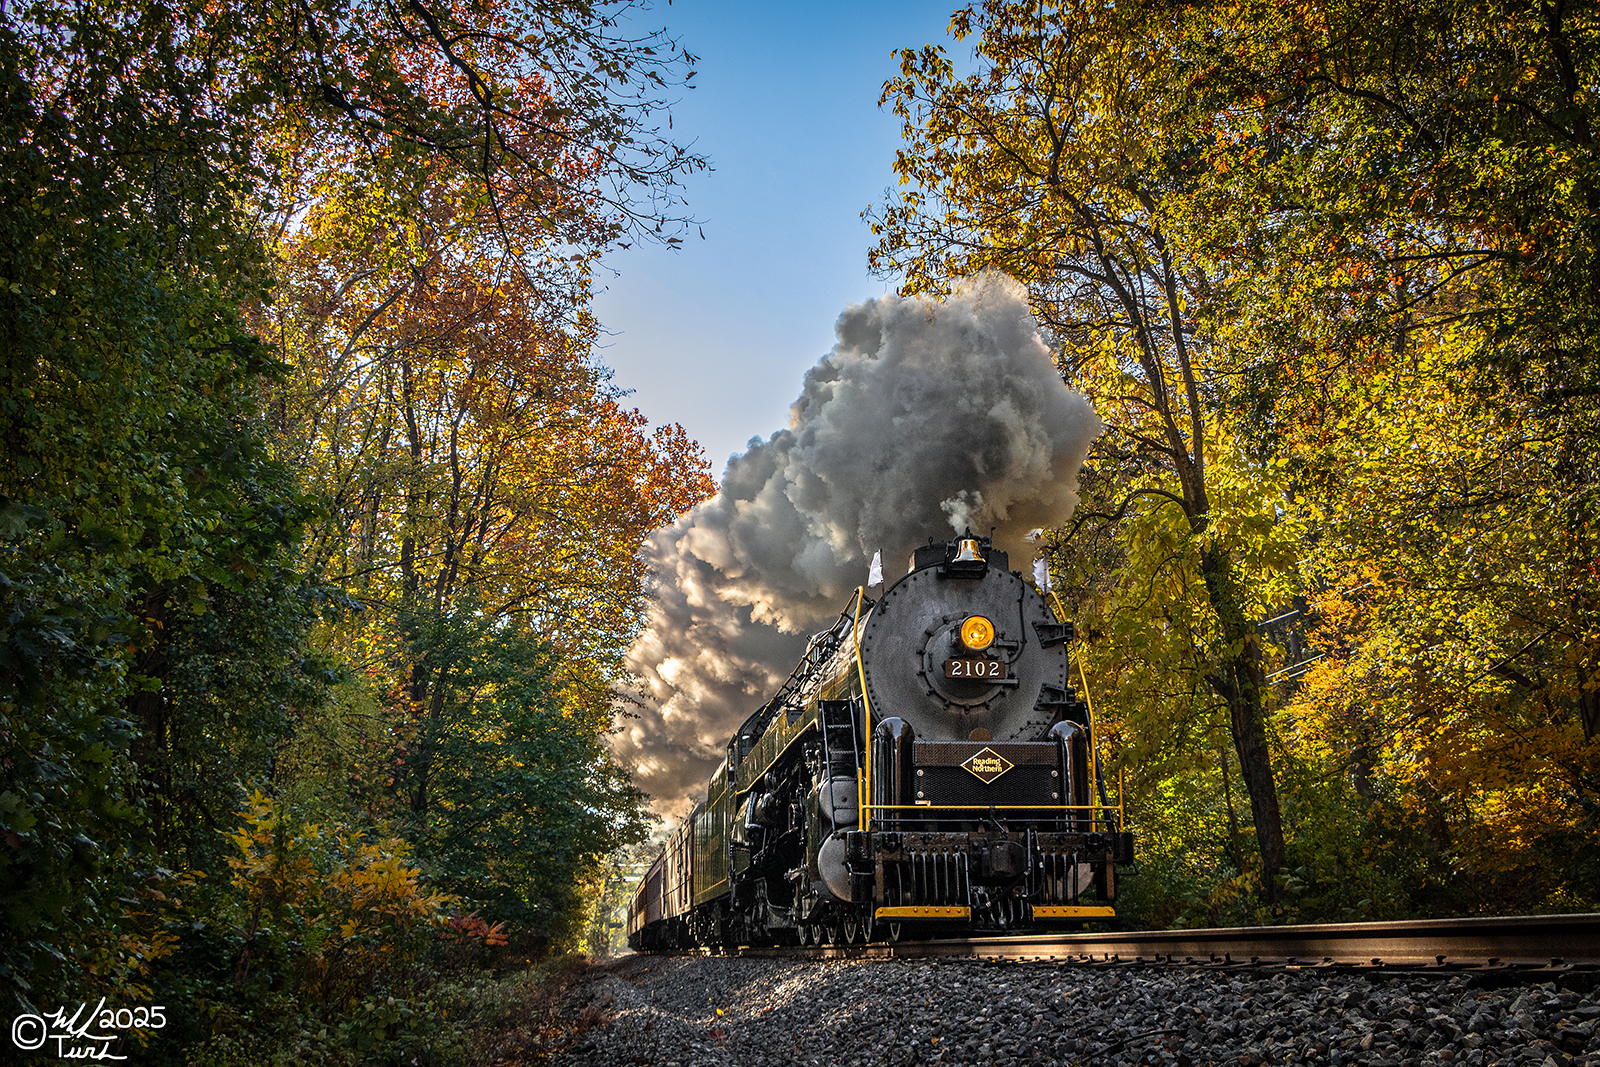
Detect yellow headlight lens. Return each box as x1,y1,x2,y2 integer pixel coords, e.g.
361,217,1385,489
959,615,995,651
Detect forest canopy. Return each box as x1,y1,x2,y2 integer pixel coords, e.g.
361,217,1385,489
1,0,711,1057
871,0,1599,922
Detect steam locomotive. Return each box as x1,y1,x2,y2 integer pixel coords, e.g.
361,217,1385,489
626,532,1133,949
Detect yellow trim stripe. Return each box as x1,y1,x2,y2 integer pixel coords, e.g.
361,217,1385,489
692,878,728,906
1031,905,1117,919
874,906,972,920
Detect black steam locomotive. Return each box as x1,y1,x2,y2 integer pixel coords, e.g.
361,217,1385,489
626,532,1132,949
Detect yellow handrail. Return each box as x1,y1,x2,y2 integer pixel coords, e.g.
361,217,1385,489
851,586,874,831
1076,655,1107,825
865,803,1108,812
1045,588,1122,830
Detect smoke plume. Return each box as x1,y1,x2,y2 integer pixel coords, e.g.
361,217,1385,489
614,273,1102,814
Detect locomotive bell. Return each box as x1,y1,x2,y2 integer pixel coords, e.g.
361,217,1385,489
952,538,985,563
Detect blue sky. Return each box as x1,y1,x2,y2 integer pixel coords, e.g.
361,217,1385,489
593,1,962,473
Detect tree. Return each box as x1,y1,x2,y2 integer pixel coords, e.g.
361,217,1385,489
0,9,321,1007
1164,0,1600,909
3,0,711,1013
258,165,714,826
1277,329,1600,914
230,0,717,963
402,608,651,946
871,0,1294,899
1190,0,1598,394
1177,0,1600,746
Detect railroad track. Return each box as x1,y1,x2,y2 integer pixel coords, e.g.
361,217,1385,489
715,913,1600,975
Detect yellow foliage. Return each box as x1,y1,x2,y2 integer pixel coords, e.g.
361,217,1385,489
73,869,198,1003
228,791,457,1005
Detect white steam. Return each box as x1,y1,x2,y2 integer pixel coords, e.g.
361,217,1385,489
614,273,1102,814
939,490,985,534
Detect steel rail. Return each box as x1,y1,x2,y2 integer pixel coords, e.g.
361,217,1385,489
715,913,1600,972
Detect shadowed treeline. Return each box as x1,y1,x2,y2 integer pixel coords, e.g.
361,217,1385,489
0,0,711,1060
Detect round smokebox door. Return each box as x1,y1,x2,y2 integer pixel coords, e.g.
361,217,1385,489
921,617,1009,707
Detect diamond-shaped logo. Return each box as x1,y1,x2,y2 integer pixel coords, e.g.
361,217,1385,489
961,746,1014,784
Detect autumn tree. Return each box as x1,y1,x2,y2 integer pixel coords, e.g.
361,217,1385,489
1279,350,1600,912
871,0,1295,900
223,0,719,967
0,5,323,1009
2,0,711,1021
1171,0,1600,910
253,37,714,843
1185,0,1600,738
1191,0,1599,395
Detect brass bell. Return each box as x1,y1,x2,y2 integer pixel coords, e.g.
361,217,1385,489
952,538,985,563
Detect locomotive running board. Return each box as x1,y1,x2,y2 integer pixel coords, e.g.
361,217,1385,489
876,906,972,921
1032,905,1117,920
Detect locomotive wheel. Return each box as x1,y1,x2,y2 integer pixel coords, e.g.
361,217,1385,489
842,911,862,944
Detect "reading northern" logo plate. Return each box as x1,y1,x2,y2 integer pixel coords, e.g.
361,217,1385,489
960,746,1014,784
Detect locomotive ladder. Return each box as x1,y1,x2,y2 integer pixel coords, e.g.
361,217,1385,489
818,698,862,783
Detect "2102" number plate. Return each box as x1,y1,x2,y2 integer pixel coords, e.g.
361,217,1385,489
944,657,1009,680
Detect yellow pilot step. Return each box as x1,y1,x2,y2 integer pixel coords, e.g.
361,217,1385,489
1031,905,1117,919
874,906,972,921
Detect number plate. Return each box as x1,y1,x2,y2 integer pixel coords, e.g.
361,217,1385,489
944,657,1009,680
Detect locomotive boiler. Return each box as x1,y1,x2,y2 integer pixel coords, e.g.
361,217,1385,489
627,532,1132,949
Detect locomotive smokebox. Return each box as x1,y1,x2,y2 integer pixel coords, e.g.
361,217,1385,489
859,534,1069,745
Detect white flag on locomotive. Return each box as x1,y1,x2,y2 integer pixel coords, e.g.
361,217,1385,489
1033,557,1052,593
867,550,883,588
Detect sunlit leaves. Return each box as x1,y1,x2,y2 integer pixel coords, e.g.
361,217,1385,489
875,0,1600,918
874,0,1297,899
1282,325,1600,911
242,0,715,951
227,790,457,1007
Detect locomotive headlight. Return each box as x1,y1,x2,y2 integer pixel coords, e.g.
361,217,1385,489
959,615,996,651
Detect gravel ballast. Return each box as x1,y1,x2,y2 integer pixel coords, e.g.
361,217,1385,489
550,955,1600,1067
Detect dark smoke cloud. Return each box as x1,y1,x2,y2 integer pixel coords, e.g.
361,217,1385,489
614,273,1102,814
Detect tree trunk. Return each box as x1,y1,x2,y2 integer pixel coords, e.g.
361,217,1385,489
1201,546,1288,904
127,589,171,852
1218,743,1244,871
406,661,434,818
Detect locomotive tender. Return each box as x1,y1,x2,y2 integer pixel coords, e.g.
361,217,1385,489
627,532,1133,949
